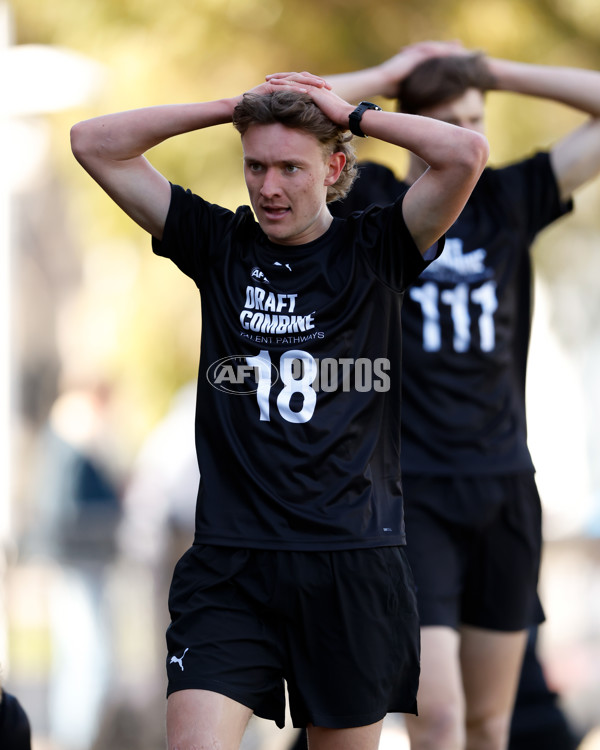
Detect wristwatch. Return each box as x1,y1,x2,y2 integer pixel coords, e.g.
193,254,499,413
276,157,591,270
348,101,382,138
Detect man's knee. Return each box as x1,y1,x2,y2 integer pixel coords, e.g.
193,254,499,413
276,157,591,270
407,701,465,750
466,710,512,750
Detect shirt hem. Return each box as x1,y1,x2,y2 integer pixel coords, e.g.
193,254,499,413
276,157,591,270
192,535,406,551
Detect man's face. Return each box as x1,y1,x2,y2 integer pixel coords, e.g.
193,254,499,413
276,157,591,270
418,88,486,133
241,123,342,246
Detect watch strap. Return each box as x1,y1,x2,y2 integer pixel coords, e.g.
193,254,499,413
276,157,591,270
348,101,382,138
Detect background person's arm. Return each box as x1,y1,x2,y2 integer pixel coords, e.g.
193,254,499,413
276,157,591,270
486,57,600,201
325,41,470,103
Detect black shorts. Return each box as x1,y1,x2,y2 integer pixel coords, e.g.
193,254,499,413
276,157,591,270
403,473,544,632
166,544,420,729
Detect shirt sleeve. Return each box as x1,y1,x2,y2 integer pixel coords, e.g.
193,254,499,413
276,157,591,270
151,183,242,285
344,192,444,293
485,152,573,244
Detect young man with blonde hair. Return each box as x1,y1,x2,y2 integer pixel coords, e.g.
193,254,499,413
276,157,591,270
71,70,487,750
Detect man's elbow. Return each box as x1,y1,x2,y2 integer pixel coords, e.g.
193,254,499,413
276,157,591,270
70,121,91,164
462,132,490,179
70,120,103,168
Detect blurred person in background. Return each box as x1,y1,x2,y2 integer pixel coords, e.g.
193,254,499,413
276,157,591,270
1,678,32,749
91,382,199,750
508,626,581,750
70,69,487,750
23,384,122,750
326,40,600,750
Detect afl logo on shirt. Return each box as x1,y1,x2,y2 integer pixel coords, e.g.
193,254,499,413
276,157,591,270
251,267,270,285
207,354,280,395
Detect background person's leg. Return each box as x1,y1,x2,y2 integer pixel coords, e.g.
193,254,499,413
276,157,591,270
460,626,528,750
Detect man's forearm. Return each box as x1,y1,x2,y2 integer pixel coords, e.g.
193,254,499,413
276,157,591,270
487,58,600,117
326,64,406,103
71,97,241,164
356,107,488,172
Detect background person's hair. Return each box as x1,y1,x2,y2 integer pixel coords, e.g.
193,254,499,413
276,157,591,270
233,90,357,202
398,53,496,114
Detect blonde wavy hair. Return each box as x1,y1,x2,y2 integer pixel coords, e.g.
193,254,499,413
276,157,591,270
233,90,357,203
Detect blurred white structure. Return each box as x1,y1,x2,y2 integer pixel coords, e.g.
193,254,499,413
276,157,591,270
0,1,105,550
0,3,105,746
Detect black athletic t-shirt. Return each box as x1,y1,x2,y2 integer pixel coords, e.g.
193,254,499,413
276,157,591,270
153,184,440,549
331,154,572,475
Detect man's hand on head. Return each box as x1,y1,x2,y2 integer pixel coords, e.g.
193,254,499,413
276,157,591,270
243,71,352,129
376,40,473,98
265,71,332,92
244,71,332,99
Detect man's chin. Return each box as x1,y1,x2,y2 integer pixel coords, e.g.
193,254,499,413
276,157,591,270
260,221,293,244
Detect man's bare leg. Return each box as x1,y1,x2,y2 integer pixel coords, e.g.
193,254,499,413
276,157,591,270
167,688,253,750
306,719,384,750
461,625,528,750
405,626,465,749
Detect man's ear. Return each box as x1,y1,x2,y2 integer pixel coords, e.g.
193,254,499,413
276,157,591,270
324,151,346,186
